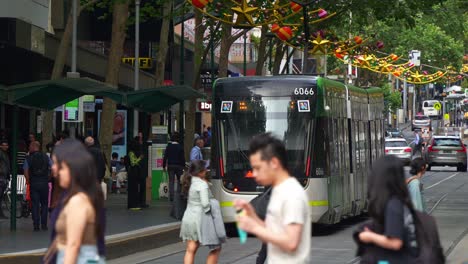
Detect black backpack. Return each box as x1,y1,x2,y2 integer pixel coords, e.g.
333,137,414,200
28,152,50,182
412,210,445,264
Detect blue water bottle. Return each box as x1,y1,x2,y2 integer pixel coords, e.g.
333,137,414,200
236,209,248,244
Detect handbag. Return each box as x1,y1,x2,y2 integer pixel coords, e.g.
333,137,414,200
249,187,272,220
159,171,169,198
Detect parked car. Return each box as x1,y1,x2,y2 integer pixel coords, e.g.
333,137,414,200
386,128,403,138
424,136,467,172
412,115,432,131
385,138,412,165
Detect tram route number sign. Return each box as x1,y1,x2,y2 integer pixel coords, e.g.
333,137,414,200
434,102,442,111
294,87,315,96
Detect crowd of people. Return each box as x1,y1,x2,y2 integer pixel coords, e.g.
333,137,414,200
0,127,445,263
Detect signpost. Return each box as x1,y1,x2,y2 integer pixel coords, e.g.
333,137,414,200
62,97,83,122
151,126,168,200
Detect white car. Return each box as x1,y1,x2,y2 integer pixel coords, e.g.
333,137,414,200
385,138,412,165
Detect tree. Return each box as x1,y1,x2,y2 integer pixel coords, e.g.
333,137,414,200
99,0,130,163
382,83,402,116
42,0,99,150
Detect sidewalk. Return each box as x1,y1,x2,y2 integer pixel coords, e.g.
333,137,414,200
0,193,176,254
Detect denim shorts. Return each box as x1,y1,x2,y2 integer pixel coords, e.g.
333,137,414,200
56,245,105,264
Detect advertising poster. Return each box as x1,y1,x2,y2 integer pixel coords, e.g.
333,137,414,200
98,110,127,159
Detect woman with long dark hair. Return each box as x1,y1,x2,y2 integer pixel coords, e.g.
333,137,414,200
407,158,427,212
180,160,222,264
357,155,419,263
47,139,104,264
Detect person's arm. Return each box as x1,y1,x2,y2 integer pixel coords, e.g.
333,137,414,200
408,180,424,211
23,158,29,184
358,228,403,250
235,199,305,253
63,194,90,264
199,184,211,213
359,199,404,251
163,146,168,170
189,148,196,161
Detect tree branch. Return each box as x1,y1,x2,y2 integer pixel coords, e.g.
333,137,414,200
78,0,99,13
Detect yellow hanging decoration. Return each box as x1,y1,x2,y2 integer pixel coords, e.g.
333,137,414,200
231,0,258,27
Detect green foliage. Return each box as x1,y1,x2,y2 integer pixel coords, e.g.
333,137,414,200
382,83,402,114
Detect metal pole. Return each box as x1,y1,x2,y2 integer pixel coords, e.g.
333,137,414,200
133,0,140,137
302,5,309,74
71,0,77,72
179,12,185,145
243,33,247,76
10,106,18,230
413,85,417,119
210,24,215,84
403,78,408,123
268,39,273,74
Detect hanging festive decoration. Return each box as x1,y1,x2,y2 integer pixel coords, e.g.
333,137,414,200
186,0,335,29
276,26,293,41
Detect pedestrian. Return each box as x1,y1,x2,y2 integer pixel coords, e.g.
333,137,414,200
44,139,106,263
43,139,105,264
136,133,149,208
0,139,10,219
411,130,423,158
406,158,427,212
355,156,418,263
190,138,204,162
180,160,223,264
27,132,36,148
126,139,144,210
234,133,311,263
163,133,186,202
24,141,51,231
203,131,211,147
16,139,27,174
84,137,106,183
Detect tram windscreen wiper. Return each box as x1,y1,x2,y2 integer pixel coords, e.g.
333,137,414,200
227,118,250,162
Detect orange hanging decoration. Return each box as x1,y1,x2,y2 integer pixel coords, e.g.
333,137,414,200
271,23,280,33
354,36,363,44
390,54,399,61
277,26,293,41
191,0,210,9
290,2,302,12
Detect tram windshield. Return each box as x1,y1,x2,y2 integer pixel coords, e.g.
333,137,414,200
217,97,314,192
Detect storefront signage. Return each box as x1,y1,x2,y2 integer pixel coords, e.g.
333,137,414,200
197,101,212,112
122,57,153,69
63,98,83,122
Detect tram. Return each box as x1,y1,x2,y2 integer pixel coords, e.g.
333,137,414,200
210,76,385,224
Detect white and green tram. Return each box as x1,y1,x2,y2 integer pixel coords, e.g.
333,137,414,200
209,76,385,224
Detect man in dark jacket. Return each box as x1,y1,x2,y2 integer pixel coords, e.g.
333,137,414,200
85,136,106,183
0,140,10,219
163,133,186,202
24,141,51,231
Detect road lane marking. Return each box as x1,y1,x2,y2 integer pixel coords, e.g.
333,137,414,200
426,172,459,190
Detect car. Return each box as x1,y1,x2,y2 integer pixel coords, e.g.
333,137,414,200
424,136,467,172
385,138,412,165
412,115,432,131
386,128,403,138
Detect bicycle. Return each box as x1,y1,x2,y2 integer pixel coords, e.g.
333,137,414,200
2,180,31,218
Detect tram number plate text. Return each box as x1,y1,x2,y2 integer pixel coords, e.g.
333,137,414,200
294,87,315,96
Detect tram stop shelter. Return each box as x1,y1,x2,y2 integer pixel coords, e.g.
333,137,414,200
0,77,204,231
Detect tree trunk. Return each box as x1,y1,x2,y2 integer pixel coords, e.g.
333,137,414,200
151,0,173,130
99,0,130,163
42,0,97,150
184,9,204,158
218,24,232,78
255,25,268,76
272,42,286,75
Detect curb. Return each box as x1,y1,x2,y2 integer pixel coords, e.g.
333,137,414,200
0,222,181,264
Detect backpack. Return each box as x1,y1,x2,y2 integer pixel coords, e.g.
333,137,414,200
28,152,50,183
411,210,445,264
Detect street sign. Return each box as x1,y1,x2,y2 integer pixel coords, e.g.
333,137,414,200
434,102,442,111
409,50,421,66
63,98,83,122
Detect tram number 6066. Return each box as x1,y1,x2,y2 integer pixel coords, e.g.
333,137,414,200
294,87,314,96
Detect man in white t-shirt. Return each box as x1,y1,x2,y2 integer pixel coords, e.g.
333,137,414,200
235,133,311,264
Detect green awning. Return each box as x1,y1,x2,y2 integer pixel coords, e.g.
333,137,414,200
127,85,205,113
5,78,124,110
3,78,204,112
